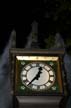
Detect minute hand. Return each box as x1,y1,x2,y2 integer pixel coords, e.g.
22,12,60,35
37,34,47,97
28,70,42,85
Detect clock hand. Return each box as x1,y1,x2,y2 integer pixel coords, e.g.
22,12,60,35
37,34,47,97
36,67,42,80
28,67,42,85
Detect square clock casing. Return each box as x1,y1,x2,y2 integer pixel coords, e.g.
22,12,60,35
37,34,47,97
10,48,68,108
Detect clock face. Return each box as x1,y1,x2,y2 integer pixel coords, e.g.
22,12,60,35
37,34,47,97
15,55,63,95
21,62,55,91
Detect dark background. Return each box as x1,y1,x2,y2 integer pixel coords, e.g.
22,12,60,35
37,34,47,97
0,0,71,53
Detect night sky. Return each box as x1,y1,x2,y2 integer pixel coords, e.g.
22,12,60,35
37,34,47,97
0,0,71,53
0,1,42,53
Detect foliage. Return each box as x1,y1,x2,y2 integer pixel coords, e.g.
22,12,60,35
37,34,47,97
65,38,71,55
44,35,55,49
65,38,71,47
37,0,71,54
31,1,71,54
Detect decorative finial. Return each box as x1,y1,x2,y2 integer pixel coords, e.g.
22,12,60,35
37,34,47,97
25,21,40,49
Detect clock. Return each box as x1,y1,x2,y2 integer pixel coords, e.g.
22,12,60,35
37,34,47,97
10,49,68,108
20,62,55,91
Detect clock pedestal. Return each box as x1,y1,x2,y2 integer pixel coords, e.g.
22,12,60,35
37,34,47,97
15,96,61,108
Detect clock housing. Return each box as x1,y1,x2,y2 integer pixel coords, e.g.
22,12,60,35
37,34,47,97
10,49,67,96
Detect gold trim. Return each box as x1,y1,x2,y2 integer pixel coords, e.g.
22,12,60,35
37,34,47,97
16,56,58,61
57,59,63,93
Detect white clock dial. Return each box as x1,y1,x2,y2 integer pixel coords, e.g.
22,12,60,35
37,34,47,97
21,62,55,91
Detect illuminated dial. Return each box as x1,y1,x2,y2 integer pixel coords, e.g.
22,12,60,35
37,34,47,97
21,62,55,91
